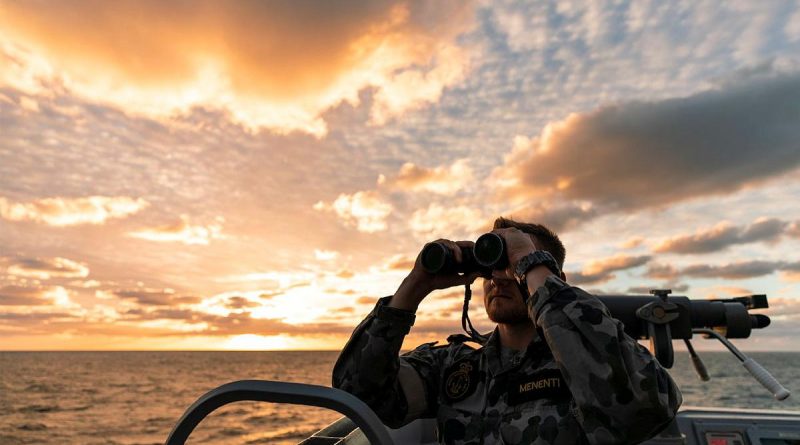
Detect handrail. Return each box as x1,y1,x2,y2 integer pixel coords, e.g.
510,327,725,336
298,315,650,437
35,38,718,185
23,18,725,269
165,380,395,445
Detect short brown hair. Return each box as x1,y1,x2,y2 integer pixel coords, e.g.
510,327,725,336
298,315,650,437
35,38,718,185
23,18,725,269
493,217,566,270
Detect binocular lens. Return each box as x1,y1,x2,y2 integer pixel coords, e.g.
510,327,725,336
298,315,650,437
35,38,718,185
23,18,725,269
421,243,448,273
474,233,505,267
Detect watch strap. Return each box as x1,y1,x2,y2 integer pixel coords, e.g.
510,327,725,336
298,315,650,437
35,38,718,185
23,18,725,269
513,251,560,302
514,250,560,283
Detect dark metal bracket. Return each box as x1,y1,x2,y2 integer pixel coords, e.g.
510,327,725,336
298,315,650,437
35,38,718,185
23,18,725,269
636,289,680,367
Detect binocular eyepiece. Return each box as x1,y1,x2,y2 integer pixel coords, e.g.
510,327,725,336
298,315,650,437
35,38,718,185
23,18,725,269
420,233,509,276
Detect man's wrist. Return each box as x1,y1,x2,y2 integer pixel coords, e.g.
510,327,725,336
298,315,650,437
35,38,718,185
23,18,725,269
513,250,560,299
524,265,556,295
388,271,430,312
374,296,417,327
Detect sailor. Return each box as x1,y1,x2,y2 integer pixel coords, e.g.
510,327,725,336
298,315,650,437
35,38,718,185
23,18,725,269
333,217,682,444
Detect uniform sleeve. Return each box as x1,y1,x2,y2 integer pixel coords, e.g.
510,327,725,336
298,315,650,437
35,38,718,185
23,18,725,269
529,276,682,445
332,296,442,428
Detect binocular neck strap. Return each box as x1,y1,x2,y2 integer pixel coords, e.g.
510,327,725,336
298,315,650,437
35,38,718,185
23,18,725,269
462,283,488,344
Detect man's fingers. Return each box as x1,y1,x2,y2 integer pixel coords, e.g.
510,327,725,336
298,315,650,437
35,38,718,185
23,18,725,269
492,227,522,240
450,241,462,263
430,238,462,263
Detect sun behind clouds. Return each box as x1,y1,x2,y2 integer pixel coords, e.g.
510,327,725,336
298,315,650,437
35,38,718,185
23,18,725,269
0,0,474,135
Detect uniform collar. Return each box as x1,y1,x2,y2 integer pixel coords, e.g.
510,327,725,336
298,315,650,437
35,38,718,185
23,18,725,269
482,326,549,376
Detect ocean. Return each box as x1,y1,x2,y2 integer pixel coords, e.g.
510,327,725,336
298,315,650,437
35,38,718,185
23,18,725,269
1,351,798,444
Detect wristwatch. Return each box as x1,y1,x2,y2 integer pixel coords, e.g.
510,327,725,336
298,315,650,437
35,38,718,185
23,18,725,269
514,250,561,299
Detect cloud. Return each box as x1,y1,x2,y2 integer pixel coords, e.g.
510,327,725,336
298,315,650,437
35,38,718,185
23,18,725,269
567,254,651,285
647,260,800,280
0,285,54,305
128,215,224,245
314,249,340,261
0,0,475,136
314,191,393,233
781,262,800,282
378,159,473,195
654,218,788,254
493,73,800,220
620,237,644,249
408,203,487,239
146,310,356,337
682,261,784,280
788,222,800,238
504,202,598,233
766,298,800,320
5,256,89,279
386,254,416,271
0,311,74,321
336,269,355,279
357,296,377,305
225,296,262,310
112,288,199,306
645,263,679,280
700,286,754,299
0,195,148,226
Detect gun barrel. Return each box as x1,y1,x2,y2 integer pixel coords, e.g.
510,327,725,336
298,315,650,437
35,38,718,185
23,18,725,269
596,295,768,340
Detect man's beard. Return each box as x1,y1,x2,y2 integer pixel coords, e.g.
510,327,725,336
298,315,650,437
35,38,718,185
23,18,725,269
486,300,529,324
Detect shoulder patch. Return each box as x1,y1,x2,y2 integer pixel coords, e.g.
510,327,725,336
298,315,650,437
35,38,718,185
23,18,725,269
442,359,479,403
508,368,571,405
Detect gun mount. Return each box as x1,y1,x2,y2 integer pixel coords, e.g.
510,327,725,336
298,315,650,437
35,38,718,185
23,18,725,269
597,290,770,345
594,290,789,401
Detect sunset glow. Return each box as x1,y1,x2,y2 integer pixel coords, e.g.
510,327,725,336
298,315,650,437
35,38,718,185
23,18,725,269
2,1,800,352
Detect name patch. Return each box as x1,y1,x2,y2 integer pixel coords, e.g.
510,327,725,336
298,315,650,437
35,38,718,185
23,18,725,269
442,360,479,402
508,369,570,405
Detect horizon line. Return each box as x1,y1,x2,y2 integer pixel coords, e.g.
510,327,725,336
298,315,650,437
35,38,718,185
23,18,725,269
3,349,800,353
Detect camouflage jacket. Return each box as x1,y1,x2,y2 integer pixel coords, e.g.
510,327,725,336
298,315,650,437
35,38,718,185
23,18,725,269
333,275,682,444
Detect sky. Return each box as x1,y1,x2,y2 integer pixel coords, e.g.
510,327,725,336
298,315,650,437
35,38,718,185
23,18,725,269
1,0,800,352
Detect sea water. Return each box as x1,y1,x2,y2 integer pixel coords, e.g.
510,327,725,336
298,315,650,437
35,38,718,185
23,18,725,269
1,351,798,444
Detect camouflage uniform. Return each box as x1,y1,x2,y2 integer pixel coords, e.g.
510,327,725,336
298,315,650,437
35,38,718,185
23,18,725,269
333,275,682,444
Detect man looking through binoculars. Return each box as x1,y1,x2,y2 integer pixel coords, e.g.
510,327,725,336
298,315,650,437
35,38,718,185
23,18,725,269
333,217,681,444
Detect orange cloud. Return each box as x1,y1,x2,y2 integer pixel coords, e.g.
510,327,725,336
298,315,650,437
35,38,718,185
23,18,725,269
0,284,54,306
620,237,644,249
314,191,393,233
647,260,800,281
0,195,148,226
0,284,75,309
111,288,200,307
5,256,89,280
0,0,474,136
385,254,416,271
379,159,473,195
491,74,800,222
654,218,787,254
787,221,800,238
128,215,224,245
756,298,800,321
568,254,651,285
314,249,340,261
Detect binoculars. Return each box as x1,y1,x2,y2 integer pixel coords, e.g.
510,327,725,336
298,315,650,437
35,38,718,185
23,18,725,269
420,233,508,276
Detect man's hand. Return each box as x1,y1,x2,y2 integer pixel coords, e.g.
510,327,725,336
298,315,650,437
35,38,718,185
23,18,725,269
389,239,483,312
492,227,555,293
491,228,536,273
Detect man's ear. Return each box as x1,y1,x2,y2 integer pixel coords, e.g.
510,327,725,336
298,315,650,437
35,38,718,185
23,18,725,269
560,271,567,282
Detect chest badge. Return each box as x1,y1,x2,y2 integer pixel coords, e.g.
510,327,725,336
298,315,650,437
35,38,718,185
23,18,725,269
443,361,478,402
